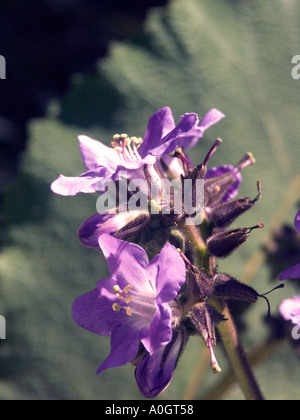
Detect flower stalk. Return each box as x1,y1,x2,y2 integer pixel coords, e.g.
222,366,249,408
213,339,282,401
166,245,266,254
181,223,265,400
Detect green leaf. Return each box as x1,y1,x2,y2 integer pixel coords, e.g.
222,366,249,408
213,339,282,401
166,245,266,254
1,0,300,400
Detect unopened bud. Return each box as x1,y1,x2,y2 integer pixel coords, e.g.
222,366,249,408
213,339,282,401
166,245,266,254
212,273,258,302
210,181,262,228
207,223,264,258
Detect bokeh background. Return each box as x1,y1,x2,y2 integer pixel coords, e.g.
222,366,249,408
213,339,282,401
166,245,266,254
1,0,300,400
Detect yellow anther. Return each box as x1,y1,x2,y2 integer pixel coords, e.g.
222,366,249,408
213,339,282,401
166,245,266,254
120,133,128,139
113,134,121,140
131,136,140,144
175,147,182,154
112,303,122,312
124,285,133,294
125,295,133,304
246,152,256,164
114,146,122,153
112,285,120,293
126,307,133,317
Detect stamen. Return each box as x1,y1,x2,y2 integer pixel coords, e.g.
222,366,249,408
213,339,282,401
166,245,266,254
124,285,133,294
111,283,156,319
202,138,223,167
207,338,222,374
233,152,256,174
132,142,142,160
111,134,143,162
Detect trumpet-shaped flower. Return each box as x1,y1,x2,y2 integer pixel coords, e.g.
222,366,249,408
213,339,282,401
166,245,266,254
72,234,186,374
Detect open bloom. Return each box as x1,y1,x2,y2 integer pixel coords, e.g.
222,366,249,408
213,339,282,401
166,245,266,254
51,107,225,196
72,234,186,374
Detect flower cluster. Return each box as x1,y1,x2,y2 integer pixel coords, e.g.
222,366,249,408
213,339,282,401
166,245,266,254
51,107,266,398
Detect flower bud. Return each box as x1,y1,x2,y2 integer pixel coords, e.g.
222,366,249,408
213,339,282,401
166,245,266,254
209,181,261,228
207,223,264,258
78,210,150,248
212,273,259,303
133,327,189,398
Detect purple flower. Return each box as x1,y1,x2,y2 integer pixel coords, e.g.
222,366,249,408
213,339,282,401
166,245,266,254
205,165,242,203
279,209,300,280
78,210,150,248
138,107,225,158
51,107,224,196
134,329,188,398
279,296,300,325
72,234,186,374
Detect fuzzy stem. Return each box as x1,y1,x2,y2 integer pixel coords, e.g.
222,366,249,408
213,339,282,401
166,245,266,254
181,223,265,401
211,298,264,400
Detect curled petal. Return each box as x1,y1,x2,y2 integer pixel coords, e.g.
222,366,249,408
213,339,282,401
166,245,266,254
199,108,225,133
138,107,176,158
183,108,226,150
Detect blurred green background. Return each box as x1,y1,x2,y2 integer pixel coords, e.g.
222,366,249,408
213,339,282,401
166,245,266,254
1,0,300,400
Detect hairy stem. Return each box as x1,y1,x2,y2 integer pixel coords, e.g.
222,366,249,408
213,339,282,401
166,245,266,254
212,298,264,400
181,223,265,401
